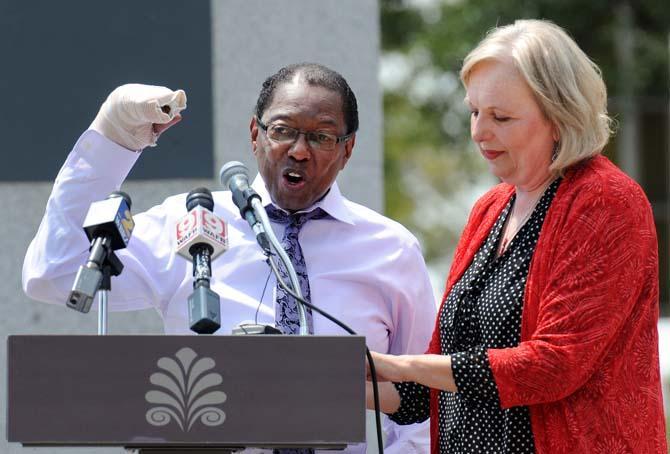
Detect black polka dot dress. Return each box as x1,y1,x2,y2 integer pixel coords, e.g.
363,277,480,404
389,179,561,453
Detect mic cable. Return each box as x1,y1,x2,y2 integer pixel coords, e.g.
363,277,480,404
266,254,385,454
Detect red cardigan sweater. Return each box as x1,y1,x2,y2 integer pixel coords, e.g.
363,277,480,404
428,155,667,453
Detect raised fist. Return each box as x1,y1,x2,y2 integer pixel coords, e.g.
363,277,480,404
90,84,187,151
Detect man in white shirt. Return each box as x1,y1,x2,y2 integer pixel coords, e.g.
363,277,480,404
22,63,435,453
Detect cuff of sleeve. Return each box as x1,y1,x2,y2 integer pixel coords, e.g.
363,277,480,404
387,381,430,425
452,346,500,404
487,347,529,409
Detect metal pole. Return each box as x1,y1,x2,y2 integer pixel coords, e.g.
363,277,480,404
97,290,108,335
251,198,308,335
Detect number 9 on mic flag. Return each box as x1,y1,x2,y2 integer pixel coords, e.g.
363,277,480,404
175,206,228,260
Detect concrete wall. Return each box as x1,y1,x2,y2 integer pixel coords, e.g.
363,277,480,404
1,1,381,453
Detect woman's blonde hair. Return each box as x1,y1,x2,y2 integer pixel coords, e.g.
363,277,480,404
460,19,613,175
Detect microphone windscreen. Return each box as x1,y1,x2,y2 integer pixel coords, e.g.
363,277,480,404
219,161,248,190
186,187,214,211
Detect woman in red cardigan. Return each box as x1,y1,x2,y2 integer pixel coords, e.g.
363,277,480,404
367,19,667,453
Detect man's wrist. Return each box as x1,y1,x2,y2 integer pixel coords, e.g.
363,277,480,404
89,114,148,153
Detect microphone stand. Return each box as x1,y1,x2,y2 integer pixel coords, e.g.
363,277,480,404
242,197,386,453
97,251,124,335
250,198,309,336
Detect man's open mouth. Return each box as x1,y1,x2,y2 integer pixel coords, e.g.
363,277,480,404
283,170,305,186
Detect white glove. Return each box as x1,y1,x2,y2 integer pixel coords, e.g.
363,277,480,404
89,83,187,151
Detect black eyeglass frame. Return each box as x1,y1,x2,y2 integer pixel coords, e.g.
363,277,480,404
256,117,353,149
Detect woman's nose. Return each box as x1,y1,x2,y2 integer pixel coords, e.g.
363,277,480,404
470,115,490,143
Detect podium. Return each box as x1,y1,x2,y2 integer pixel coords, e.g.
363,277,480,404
7,335,366,452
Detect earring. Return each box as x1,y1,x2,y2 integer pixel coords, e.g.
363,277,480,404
551,141,559,162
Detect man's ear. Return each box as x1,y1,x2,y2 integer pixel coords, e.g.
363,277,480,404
341,133,356,169
250,117,259,155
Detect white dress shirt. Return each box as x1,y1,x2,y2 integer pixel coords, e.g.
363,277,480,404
23,130,436,453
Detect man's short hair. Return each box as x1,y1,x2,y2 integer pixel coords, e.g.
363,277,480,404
254,63,359,135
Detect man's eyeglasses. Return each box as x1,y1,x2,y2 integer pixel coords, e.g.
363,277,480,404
256,118,353,151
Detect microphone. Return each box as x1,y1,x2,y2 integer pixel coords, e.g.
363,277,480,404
175,188,228,261
175,187,227,334
67,191,135,313
219,161,271,252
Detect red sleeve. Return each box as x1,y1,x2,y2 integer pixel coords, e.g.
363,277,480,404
488,176,659,408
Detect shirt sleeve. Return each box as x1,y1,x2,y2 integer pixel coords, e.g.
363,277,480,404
451,345,500,403
22,130,185,314
379,237,436,453
387,381,431,425
386,348,500,427
487,179,659,408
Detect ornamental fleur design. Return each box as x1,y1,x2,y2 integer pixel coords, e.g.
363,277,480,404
145,347,227,431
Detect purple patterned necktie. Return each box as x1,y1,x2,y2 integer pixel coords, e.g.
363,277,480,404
266,206,329,454
265,206,329,335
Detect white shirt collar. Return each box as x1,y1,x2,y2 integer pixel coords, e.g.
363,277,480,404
251,174,355,225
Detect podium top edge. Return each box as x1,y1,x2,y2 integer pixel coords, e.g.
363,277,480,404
7,334,366,339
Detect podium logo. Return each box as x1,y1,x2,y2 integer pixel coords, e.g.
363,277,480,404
145,347,227,431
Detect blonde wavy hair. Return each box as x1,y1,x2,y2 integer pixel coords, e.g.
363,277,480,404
460,19,613,175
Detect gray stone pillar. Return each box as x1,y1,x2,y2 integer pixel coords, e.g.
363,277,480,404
212,3,383,450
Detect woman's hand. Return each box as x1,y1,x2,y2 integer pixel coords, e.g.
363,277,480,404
366,381,401,413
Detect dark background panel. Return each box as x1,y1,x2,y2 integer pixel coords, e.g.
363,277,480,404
0,0,212,181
